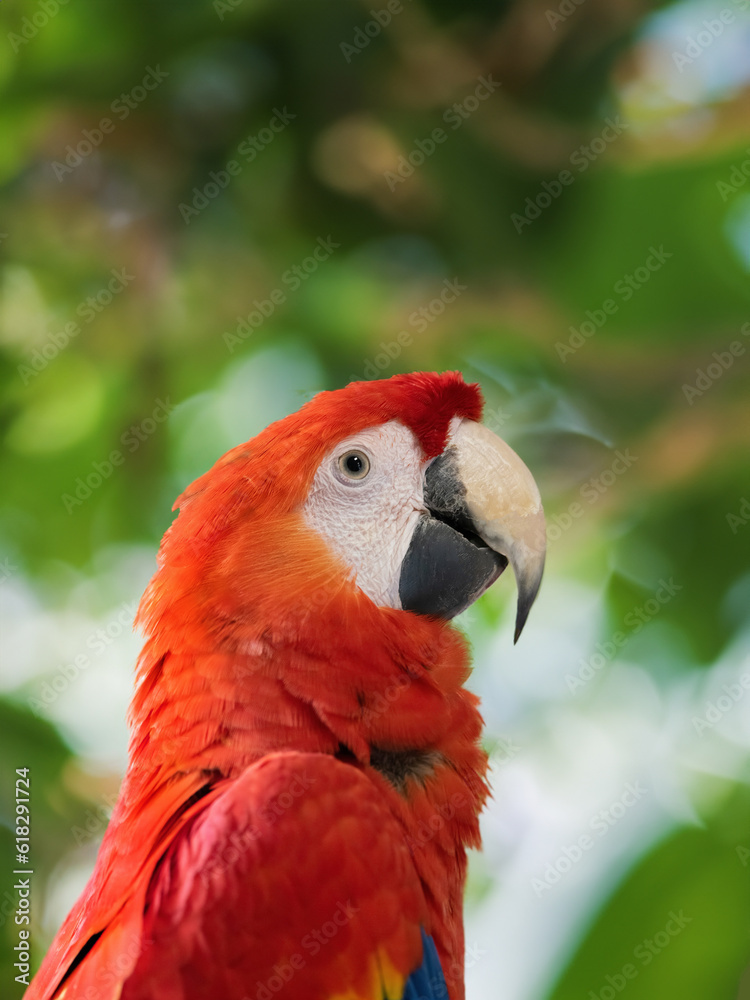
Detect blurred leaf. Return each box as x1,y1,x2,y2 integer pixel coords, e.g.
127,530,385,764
547,782,750,1000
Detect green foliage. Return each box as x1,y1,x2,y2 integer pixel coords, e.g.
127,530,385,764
549,785,750,1000
1,0,749,996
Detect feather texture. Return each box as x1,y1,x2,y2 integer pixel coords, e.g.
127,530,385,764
28,372,490,1000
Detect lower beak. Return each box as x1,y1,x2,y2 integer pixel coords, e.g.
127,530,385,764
398,419,546,642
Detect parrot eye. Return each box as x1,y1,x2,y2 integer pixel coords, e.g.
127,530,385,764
336,449,371,482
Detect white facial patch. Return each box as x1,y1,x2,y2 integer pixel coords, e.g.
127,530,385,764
302,420,427,610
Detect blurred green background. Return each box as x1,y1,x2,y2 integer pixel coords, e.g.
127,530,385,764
1,0,749,997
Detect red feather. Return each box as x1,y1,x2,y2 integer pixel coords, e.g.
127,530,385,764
28,371,489,1000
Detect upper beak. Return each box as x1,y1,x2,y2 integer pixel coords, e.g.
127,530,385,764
447,420,546,642
403,419,545,641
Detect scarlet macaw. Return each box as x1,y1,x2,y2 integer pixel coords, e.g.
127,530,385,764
27,370,545,1000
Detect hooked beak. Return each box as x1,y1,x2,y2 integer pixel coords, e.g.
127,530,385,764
398,419,546,642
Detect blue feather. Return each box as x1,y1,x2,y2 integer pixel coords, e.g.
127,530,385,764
400,928,450,999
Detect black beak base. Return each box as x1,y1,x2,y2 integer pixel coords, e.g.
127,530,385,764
399,516,507,620
398,449,507,620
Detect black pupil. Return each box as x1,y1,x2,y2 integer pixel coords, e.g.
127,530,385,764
346,454,363,473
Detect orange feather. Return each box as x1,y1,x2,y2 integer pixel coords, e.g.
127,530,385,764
28,372,490,1000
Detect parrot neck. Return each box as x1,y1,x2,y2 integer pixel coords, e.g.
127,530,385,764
128,611,488,801
127,597,489,999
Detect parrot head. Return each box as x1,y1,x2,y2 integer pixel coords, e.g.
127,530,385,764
142,370,545,651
